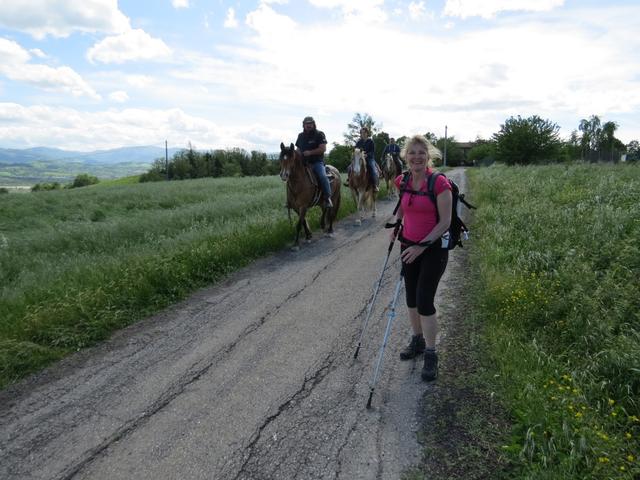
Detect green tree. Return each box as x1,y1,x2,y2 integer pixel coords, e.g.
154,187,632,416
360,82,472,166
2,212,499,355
248,151,268,176
373,130,390,162
627,140,639,162
326,144,352,172
435,136,464,167
468,142,496,166
343,113,381,145
493,115,562,165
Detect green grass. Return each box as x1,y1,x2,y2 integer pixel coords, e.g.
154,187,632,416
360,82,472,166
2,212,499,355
468,163,640,479
0,175,356,387
95,175,142,186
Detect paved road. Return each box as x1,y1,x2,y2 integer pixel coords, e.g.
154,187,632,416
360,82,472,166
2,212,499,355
0,169,468,480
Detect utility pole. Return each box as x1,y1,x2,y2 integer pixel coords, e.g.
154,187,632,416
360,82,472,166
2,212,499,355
165,140,169,180
443,125,448,167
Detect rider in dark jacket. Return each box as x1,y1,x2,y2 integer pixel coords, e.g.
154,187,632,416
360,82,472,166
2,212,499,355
355,127,379,192
295,116,333,208
383,138,403,176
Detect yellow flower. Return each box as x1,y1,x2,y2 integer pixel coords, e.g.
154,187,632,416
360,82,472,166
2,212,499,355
627,455,634,462
630,415,639,422
598,457,610,463
620,466,626,471
575,412,583,419
625,432,632,439
611,412,618,417
608,399,616,406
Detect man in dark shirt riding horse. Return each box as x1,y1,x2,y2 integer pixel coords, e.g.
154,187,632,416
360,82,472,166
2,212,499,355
295,116,333,208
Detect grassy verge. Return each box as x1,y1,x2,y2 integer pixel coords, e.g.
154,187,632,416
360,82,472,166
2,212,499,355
0,175,356,388
468,164,639,479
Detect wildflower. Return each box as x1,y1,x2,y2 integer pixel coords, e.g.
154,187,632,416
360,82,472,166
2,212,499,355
611,412,618,417
630,415,639,422
598,432,609,441
575,412,583,419
625,432,632,439
620,466,626,471
598,457,610,463
572,388,579,394
608,399,615,406
627,455,634,462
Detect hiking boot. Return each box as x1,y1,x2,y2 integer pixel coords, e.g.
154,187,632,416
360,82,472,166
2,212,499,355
324,198,333,208
399,335,425,360
421,350,438,381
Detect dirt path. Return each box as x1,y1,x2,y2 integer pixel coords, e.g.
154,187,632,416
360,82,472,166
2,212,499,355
0,169,473,480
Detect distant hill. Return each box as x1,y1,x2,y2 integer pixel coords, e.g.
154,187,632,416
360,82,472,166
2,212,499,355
0,145,182,186
0,146,182,165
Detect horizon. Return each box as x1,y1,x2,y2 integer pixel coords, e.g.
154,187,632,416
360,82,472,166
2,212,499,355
0,0,639,153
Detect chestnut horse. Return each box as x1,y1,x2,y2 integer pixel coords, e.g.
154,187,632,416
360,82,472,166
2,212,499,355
347,148,377,225
279,142,341,249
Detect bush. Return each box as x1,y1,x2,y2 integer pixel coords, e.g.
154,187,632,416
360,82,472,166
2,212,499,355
71,174,99,188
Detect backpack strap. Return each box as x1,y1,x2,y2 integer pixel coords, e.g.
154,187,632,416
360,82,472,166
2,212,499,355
392,171,411,215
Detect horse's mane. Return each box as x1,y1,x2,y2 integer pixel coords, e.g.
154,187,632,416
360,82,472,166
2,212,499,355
353,148,367,174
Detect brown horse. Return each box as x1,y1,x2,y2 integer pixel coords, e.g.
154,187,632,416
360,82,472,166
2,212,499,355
347,148,377,225
381,152,396,198
279,142,341,249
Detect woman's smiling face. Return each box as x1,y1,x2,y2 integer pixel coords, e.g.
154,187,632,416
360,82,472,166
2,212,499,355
406,143,429,171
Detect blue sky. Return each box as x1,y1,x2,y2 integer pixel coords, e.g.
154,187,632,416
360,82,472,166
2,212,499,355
0,0,639,152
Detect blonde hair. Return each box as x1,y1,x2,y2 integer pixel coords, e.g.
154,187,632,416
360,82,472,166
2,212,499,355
400,134,441,168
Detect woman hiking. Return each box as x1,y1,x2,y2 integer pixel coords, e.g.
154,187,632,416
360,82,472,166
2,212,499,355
390,134,452,381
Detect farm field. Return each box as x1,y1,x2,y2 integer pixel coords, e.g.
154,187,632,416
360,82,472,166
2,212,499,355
0,175,355,387
468,163,640,479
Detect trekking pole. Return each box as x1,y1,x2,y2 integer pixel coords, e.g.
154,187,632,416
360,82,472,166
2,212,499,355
366,271,404,409
353,220,401,359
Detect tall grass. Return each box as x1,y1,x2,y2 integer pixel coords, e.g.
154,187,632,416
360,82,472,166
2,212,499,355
0,176,354,387
468,164,639,479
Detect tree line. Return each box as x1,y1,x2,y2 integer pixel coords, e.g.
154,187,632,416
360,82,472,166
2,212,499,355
140,145,279,182
139,112,639,185
326,112,639,169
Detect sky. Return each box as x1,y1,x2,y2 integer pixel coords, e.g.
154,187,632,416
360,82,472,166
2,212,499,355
0,0,639,153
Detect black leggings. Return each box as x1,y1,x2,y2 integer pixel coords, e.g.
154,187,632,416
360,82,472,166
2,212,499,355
401,245,448,316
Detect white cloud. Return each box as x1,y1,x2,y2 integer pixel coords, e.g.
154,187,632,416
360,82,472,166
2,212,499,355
408,1,428,20
109,90,129,103
0,38,99,99
172,0,189,8
224,8,238,28
444,0,565,19
0,0,130,39
87,28,172,64
126,75,154,88
29,48,47,58
307,0,387,23
0,103,285,152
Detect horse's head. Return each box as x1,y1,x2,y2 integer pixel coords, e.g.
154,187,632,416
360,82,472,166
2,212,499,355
352,148,366,174
279,142,299,181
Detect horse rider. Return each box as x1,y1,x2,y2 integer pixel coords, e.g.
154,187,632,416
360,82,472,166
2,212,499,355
355,127,379,192
383,137,403,176
295,116,333,208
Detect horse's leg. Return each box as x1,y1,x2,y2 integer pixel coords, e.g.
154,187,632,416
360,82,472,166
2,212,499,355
299,207,312,242
372,191,377,218
358,190,366,224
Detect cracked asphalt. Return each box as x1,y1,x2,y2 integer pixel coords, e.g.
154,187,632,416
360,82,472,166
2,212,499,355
0,169,468,480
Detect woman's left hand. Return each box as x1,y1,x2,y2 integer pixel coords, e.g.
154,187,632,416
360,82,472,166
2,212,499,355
401,245,425,264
